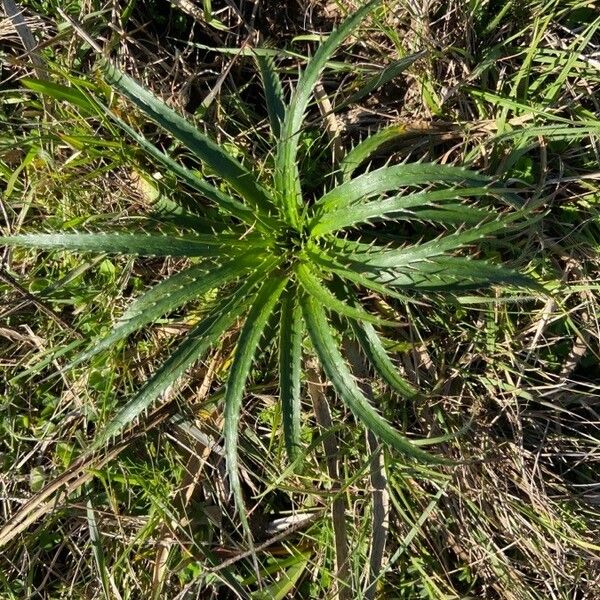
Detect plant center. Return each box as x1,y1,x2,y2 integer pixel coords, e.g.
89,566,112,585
274,227,306,267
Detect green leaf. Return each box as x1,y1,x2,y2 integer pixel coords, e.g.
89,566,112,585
327,282,418,397
102,62,278,220
400,203,496,225
311,163,490,218
350,321,418,398
300,292,446,463
376,256,539,290
329,214,526,270
71,255,266,367
274,0,383,226
295,262,398,327
255,53,286,138
224,271,289,540
336,51,425,113
85,498,111,600
93,266,276,446
251,551,311,600
279,287,304,462
150,195,232,232
327,236,539,291
178,42,357,71
340,124,408,181
107,110,266,229
328,282,417,397
305,245,413,302
22,78,98,114
310,186,500,236
1,232,259,257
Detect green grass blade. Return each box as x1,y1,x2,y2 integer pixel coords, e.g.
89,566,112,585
251,551,311,600
312,163,490,217
295,262,398,327
300,292,445,463
1,232,258,257
176,41,360,70
85,498,113,600
278,286,304,463
466,86,597,126
22,78,98,114
274,0,383,226
255,53,286,138
335,51,425,113
102,62,278,219
93,266,277,447
224,272,289,541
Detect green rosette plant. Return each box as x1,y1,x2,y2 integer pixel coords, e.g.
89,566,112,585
2,0,535,534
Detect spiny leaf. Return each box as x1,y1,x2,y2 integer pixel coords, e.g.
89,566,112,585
327,280,418,397
328,282,417,397
224,272,289,542
329,213,527,269
92,266,277,447
1,232,260,257
274,0,383,226
340,124,408,182
150,196,232,232
305,244,413,302
255,53,286,138
348,319,418,399
70,255,268,368
371,256,540,290
311,163,490,218
400,204,496,225
300,292,447,464
327,237,539,290
107,110,267,230
310,186,501,236
295,262,398,327
102,61,279,221
279,286,304,463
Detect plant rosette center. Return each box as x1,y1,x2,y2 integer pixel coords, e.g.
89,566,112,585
273,227,309,266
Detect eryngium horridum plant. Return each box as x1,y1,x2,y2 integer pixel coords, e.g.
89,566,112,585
2,0,535,532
